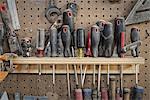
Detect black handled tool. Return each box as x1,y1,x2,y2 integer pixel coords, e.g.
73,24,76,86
115,17,126,57
102,22,114,57
67,3,78,17
130,27,140,57
96,20,106,57
91,25,100,57
77,28,85,86
63,9,74,33
61,25,71,57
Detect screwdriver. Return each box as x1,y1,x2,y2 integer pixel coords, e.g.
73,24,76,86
61,25,72,99
50,26,58,86
36,28,45,75
130,27,144,100
77,28,85,85
115,17,126,99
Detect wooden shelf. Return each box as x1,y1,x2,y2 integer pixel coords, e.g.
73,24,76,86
12,57,145,65
8,57,145,74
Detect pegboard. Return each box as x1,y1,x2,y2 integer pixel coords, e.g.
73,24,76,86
0,0,149,100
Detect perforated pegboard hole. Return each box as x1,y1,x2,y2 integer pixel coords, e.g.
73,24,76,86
131,1,134,3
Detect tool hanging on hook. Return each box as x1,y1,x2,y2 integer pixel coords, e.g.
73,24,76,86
45,0,61,23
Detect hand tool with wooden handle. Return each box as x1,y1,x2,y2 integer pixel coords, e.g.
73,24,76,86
109,76,116,100
91,25,100,57
123,88,130,100
61,25,71,57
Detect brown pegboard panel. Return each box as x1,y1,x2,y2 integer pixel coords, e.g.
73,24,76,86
0,0,149,100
